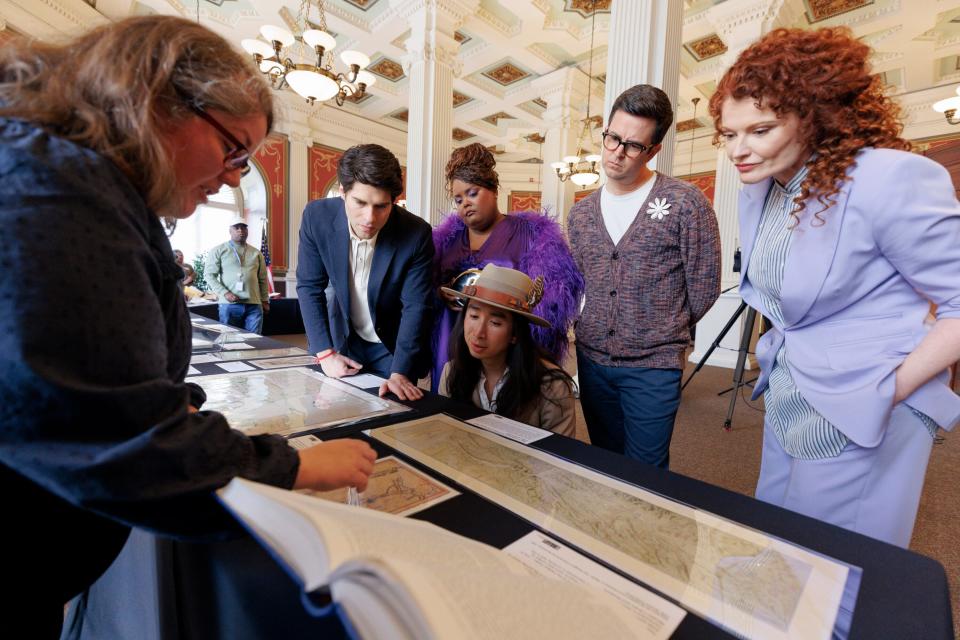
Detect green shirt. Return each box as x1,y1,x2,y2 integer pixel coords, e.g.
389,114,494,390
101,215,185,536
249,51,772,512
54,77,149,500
204,241,269,305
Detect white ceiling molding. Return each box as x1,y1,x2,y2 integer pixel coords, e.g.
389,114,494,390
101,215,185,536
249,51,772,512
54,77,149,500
13,0,960,162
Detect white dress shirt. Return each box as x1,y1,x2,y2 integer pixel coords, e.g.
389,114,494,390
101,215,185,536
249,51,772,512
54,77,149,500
477,367,508,411
347,225,381,343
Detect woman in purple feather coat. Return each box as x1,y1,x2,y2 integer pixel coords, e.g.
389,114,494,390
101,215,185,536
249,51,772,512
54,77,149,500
432,143,584,392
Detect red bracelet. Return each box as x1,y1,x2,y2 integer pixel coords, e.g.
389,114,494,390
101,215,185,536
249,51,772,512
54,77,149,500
316,350,337,361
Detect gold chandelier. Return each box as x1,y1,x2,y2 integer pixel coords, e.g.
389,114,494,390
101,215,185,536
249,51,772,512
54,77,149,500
933,88,960,125
241,0,376,106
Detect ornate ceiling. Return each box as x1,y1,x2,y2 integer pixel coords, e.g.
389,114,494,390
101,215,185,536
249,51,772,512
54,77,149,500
9,0,960,160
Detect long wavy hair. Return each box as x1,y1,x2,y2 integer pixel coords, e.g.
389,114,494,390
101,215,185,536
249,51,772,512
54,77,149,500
445,142,499,195
446,308,573,421
0,15,273,218
709,27,910,225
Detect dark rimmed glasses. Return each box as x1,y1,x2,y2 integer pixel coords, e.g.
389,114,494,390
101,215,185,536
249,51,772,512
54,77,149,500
187,103,252,177
601,130,653,158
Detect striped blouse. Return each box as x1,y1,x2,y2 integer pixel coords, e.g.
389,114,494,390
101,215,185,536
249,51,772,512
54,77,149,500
747,166,936,459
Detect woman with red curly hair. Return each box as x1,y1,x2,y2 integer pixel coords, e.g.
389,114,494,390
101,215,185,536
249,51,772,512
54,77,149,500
711,27,960,547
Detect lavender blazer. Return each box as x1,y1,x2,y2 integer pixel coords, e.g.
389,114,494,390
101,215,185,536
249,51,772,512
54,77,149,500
739,148,960,447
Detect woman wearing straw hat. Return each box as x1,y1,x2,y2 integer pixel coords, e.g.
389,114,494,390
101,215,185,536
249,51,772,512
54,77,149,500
438,264,577,436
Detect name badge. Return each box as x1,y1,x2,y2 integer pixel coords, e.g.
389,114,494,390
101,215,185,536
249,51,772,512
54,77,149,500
235,280,245,292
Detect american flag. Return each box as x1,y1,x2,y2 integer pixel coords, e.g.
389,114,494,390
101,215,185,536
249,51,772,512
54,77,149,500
261,224,275,294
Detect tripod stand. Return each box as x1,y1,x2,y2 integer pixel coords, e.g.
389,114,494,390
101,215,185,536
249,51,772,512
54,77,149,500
681,300,759,431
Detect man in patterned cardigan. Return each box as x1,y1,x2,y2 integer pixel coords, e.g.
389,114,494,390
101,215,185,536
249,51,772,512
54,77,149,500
568,85,721,468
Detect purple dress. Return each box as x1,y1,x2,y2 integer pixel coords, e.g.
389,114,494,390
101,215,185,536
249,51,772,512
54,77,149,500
431,211,584,391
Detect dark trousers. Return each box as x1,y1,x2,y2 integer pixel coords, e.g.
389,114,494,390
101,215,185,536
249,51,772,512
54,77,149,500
344,332,392,378
576,347,682,469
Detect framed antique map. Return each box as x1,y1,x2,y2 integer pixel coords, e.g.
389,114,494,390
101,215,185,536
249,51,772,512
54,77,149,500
198,367,410,436
300,455,458,516
370,415,851,640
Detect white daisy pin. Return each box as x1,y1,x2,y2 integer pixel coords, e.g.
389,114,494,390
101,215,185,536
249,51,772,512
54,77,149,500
647,197,671,221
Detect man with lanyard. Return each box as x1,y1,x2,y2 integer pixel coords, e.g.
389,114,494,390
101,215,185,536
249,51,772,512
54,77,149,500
205,216,270,333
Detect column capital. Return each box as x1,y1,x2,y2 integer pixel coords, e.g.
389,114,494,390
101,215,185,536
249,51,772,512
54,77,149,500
388,0,480,24
392,0,479,77
286,128,314,147
708,0,799,60
532,67,591,124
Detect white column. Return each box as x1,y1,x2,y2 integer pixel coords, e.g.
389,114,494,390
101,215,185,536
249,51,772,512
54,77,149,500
285,128,311,286
689,0,802,368
602,0,683,175
391,0,478,225
534,67,589,226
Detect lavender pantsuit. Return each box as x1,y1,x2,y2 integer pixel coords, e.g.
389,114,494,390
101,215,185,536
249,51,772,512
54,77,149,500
739,149,960,547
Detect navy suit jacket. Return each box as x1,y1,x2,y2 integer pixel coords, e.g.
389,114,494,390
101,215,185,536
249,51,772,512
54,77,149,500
296,197,435,379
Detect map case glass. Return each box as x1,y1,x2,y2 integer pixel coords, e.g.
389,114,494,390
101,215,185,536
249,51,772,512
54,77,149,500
199,367,410,436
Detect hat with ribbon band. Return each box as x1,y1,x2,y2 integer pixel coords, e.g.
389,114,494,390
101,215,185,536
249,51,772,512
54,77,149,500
441,263,550,327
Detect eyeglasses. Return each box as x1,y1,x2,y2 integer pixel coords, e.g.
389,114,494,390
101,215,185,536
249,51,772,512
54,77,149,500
601,130,653,158
187,104,252,177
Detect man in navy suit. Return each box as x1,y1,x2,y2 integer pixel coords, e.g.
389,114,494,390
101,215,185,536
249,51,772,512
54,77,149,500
297,144,433,400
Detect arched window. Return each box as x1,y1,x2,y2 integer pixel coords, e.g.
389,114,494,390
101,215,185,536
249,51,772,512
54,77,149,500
168,164,269,265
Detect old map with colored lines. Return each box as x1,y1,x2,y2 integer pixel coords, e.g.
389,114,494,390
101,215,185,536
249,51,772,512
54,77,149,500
371,415,849,640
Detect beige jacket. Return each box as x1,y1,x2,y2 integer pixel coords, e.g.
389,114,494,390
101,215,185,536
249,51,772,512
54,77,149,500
438,361,576,438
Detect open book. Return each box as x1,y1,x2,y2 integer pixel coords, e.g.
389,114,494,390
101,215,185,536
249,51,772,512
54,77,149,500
219,478,682,639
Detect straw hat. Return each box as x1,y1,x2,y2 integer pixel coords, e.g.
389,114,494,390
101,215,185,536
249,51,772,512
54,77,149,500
441,263,550,327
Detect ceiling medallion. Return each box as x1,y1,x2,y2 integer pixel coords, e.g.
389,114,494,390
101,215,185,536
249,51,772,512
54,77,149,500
483,62,530,86
368,56,405,81
676,118,703,133
683,34,728,62
482,111,515,126
564,0,611,18
803,0,874,24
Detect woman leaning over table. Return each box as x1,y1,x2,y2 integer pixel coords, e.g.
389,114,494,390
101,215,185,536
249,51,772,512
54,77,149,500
710,27,960,548
0,16,374,636
438,264,577,437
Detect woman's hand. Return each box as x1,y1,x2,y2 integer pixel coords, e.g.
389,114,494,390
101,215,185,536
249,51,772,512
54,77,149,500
893,318,960,405
293,439,377,491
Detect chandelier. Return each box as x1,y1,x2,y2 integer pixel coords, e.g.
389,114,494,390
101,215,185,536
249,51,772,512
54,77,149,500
550,3,601,187
933,88,960,125
240,0,376,106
